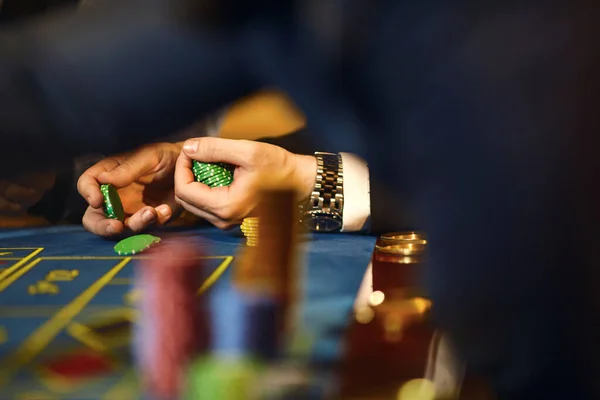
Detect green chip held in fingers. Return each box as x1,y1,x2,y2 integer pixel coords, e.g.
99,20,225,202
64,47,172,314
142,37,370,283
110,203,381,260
191,161,235,188
114,234,161,255
101,184,125,222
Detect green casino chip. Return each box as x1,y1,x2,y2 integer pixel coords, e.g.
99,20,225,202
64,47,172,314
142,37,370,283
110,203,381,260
194,169,232,182
192,161,234,176
203,174,233,186
101,184,125,222
192,161,235,188
114,234,161,255
185,355,262,400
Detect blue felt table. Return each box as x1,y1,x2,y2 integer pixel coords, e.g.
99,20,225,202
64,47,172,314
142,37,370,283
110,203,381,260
0,225,375,399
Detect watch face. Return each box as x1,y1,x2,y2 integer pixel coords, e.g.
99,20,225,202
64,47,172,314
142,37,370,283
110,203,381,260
303,212,342,232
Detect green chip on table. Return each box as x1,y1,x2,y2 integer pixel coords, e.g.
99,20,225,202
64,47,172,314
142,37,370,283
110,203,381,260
114,234,161,255
101,184,125,222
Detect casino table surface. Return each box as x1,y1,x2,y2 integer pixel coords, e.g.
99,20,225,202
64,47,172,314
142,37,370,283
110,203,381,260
0,225,375,399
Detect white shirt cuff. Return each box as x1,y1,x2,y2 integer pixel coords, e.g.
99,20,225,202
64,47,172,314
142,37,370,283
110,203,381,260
340,152,371,232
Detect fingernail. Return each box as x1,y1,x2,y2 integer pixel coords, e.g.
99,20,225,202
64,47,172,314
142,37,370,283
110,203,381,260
106,225,116,235
142,210,155,223
183,141,198,154
156,205,171,218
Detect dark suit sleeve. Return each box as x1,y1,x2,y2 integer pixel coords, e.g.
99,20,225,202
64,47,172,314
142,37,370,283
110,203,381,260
261,127,414,235
0,0,258,177
0,0,77,23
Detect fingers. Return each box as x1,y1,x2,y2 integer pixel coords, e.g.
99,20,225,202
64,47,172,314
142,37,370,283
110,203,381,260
3,184,41,212
174,152,231,212
124,206,159,233
181,137,260,168
97,147,159,188
77,157,120,208
3,183,36,203
0,196,22,215
155,204,174,225
174,147,261,228
82,206,125,237
82,205,166,237
12,171,57,193
0,173,56,214
177,198,239,230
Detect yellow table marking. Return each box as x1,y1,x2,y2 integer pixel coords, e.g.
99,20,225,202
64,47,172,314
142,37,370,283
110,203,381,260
66,322,107,352
28,281,59,295
0,258,131,387
1,253,234,395
45,269,79,282
123,289,140,306
25,269,79,295
16,391,58,400
0,252,12,256
102,370,138,400
0,248,44,290
108,277,130,285
0,326,6,344
198,255,234,294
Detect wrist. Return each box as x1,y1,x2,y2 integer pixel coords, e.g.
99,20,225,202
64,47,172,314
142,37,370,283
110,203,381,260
293,154,317,200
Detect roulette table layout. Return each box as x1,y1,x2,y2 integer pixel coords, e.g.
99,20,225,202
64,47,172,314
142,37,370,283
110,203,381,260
0,225,374,399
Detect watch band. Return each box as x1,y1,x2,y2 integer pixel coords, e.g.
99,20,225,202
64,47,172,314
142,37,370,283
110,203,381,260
307,152,344,216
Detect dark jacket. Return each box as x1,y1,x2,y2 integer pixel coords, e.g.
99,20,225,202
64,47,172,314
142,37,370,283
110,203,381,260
0,0,76,23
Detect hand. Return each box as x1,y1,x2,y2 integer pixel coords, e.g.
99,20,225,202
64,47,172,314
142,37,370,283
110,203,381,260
0,172,57,216
77,143,181,237
174,137,316,229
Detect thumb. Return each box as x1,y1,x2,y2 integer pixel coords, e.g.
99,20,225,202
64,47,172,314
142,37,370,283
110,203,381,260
97,150,155,188
182,137,257,168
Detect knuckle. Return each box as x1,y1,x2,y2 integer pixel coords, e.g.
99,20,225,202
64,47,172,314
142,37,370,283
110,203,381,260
214,220,233,230
173,188,185,201
214,204,234,221
146,150,161,169
246,142,261,165
130,224,144,233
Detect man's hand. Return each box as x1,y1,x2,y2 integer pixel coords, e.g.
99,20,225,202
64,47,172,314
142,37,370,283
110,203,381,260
174,137,316,229
0,172,57,216
77,143,181,237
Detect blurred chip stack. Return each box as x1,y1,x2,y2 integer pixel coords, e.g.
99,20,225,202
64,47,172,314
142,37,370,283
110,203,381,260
248,183,325,398
133,238,208,400
184,285,264,400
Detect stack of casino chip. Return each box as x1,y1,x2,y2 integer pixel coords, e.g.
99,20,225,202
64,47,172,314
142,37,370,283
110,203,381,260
240,217,260,247
134,239,208,400
184,285,266,399
192,160,235,188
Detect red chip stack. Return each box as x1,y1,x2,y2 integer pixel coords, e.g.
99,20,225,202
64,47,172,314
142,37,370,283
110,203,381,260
134,238,208,400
